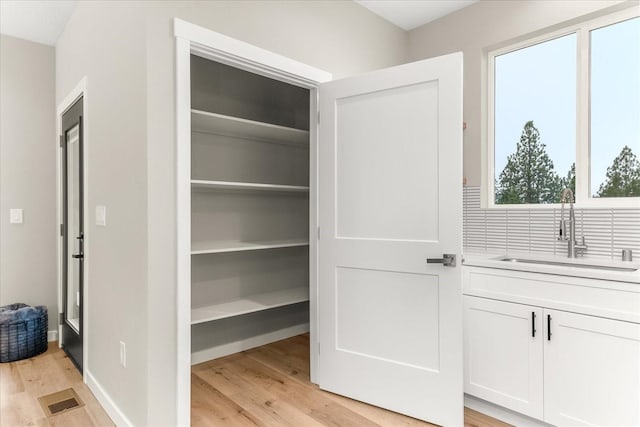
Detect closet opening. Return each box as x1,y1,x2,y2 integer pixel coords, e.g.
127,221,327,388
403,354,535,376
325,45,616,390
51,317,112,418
189,54,313,366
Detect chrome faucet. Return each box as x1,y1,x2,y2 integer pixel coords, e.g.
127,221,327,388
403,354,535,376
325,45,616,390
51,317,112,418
558,188,587,258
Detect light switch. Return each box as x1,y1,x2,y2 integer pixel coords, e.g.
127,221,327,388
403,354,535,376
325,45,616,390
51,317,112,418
95,205,106,226
9,209,23,224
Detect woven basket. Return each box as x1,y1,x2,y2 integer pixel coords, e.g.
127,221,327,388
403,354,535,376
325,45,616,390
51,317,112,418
0,303,48,363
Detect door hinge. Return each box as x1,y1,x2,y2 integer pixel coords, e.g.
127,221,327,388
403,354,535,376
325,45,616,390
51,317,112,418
317,227,320,240
59,135,64,148
317,110,320,124
58,313,64,325
60,224,64,236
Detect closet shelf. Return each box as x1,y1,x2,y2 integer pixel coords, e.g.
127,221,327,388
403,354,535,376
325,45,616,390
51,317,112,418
191,287,310,324
191,239,309,255
191,109,309,145
191,180,309,193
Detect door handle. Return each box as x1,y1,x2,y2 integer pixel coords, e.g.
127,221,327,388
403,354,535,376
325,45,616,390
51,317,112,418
72,254,84,259
426,254,456,267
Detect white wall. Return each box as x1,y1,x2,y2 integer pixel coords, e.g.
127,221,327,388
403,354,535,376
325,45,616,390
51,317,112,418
56,1,407,425
408,0,632,186
0,35,57,334
56,4,148,425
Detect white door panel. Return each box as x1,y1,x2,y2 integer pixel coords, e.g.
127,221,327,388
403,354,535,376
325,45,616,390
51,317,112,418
336,267,440,370
318,53,463,426
336,81,439,241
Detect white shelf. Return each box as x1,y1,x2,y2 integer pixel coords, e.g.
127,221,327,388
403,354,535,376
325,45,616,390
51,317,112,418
191,239,309,255
191,287,309,324
191,109,309,145
191,180,309,193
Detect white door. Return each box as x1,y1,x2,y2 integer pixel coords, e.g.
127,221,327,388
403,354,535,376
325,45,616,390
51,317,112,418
464,296,543,419
318,52,463,426
544,309,640,427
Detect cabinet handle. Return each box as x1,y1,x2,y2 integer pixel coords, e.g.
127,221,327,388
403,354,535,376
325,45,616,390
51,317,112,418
531,312,536,337
547,314,552,341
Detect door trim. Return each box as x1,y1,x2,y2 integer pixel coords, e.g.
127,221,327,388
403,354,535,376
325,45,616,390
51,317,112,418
57,77,89,381
175,18,332,426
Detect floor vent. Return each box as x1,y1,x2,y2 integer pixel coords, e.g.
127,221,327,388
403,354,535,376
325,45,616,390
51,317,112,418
38,388,84,416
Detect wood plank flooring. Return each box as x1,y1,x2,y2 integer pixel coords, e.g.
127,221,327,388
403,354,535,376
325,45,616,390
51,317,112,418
0,342,114,427
0,336,511,426
192,334,512,427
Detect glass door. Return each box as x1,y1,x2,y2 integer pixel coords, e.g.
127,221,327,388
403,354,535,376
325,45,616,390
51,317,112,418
61,97,84,371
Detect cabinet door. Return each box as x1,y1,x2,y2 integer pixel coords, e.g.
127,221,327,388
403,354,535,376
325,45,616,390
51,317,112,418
464,296,544,419
544,310,640,427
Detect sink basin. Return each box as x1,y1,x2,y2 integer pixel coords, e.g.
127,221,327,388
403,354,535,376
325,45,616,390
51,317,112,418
498,257,638,272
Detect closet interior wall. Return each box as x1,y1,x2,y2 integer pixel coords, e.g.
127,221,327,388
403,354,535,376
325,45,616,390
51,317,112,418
190,55,311,363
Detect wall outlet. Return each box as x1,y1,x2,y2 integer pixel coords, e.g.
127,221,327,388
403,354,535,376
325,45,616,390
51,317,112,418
119,341,126,368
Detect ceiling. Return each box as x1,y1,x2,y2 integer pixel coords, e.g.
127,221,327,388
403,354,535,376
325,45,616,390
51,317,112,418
0,1,76,46
355,0,478,30
0,0,477,47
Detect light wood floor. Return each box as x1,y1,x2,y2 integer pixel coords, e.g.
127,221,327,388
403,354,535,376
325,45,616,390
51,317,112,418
192,334,512,427
0,336,511,426
0,342,114,427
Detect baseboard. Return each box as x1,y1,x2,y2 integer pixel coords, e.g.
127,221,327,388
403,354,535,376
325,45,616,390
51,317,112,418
191,323,309,365
86,370,134,427
48,330,58,342
465,395,553,427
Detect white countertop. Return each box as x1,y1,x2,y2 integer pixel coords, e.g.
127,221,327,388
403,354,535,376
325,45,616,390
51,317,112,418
463,251,640,284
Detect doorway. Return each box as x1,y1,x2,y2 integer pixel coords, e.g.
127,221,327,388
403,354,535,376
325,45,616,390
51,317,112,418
176,21,463,426
60,96,84,371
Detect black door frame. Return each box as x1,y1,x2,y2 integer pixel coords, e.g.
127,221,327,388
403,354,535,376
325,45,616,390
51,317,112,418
61,97,84,372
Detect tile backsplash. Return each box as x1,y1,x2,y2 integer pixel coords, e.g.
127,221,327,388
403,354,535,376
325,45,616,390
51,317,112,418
463,186,640,260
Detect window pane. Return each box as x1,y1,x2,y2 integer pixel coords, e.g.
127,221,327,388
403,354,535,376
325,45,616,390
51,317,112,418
590,17,640,198
494,34,576,204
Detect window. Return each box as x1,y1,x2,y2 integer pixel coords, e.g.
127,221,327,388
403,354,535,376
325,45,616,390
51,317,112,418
488,9,639,206
590,17,640,198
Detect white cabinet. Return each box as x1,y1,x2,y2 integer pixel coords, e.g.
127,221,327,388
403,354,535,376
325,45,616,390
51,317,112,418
464,297,543,419
463,267,640,426
544,309,640,427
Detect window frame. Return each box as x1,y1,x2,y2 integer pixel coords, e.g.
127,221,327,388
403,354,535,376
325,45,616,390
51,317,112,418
485,7,640,209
